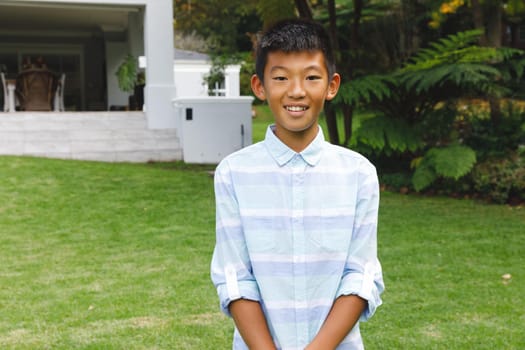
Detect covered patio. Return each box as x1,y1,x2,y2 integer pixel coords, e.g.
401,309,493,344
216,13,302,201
0,0,182,162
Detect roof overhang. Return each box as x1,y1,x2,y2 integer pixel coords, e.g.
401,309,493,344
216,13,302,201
0,1,143,37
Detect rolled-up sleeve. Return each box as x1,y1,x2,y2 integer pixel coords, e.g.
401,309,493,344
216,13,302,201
336,161,384,321
210,160,261,317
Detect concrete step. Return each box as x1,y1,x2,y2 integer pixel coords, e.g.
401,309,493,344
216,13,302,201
0,112,182,162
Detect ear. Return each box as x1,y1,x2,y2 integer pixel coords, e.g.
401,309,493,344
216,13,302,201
325,73,341,101
251,74,266,101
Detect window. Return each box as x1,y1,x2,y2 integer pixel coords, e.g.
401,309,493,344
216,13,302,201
210,80,226,96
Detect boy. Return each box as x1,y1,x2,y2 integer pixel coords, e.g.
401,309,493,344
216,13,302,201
211,18,384,350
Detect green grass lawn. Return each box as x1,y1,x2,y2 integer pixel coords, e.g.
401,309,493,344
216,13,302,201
0,154,523,348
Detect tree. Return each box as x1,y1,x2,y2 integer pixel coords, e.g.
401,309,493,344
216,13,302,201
255,0,296,29
430,0,525,126
173,0,261,54
285,0,432,146
338,29,525,190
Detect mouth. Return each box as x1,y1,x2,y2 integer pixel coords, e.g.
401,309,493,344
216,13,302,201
285,105,308,112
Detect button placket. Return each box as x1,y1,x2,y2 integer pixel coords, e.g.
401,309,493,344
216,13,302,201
290,155,308,344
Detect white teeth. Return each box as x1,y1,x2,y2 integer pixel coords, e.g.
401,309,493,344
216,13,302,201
286,106,306,112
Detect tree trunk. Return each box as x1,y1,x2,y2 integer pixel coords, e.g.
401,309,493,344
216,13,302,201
472,0,503,127
324,102,340,145
485,1,503,127
327,0,339,53
294,0,313,19
485,2,502,48
471,0,486,45
342,104,353,145
341,0,363,145
509,23,519,48
351,0,363,51
324,0,340,145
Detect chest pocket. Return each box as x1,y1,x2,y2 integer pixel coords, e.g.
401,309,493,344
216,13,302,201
309,206,355,253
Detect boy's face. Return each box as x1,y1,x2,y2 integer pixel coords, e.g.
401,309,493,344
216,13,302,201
251,50,340,149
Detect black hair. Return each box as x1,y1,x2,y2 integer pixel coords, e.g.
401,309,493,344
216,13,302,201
255,18,336,82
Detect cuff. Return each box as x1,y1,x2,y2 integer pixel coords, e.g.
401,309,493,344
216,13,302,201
336,262,384,321
217,280,262,317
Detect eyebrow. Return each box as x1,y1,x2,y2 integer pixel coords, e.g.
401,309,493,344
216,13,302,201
269,65,324,73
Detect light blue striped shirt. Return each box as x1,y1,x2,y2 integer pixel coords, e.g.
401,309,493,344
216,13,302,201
211,125,384,350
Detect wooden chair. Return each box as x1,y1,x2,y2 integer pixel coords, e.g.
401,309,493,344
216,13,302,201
16,69,57,111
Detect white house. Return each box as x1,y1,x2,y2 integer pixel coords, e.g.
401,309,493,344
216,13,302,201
173,48,241,98
0,0,252,163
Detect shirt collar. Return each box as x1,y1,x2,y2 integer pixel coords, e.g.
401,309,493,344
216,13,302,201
263,124,325,167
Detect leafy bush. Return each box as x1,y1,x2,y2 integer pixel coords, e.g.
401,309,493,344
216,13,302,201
379,172,413,192
470,151,525,204
462,100,525,158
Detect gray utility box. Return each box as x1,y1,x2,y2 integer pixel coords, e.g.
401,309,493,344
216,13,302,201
173,97,254,164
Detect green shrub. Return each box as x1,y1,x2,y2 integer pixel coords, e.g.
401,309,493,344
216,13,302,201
463,100,525,159
379,172,413,192
470,151,525,204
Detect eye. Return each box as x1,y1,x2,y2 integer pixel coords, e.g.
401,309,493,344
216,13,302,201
306,75,322,81
272,76,287,81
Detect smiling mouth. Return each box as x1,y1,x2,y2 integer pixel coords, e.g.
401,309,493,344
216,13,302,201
285,106,308,112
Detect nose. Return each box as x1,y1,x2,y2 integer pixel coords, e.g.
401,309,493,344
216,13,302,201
288,78,306,99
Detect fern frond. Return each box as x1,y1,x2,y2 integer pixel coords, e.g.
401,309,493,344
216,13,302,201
383,118,422,152
405,32,522,73
355,116,386,150
412,161,437,191
427,145,477,179
407,29,483,68
336,75,395,105
355,115,423,153
412,145,476,191
498,54,525,81
400,63,500,93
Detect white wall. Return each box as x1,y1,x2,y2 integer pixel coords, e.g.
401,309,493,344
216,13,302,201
173,61,210,97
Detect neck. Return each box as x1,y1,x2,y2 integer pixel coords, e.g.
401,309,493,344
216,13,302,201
274,125,318,153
